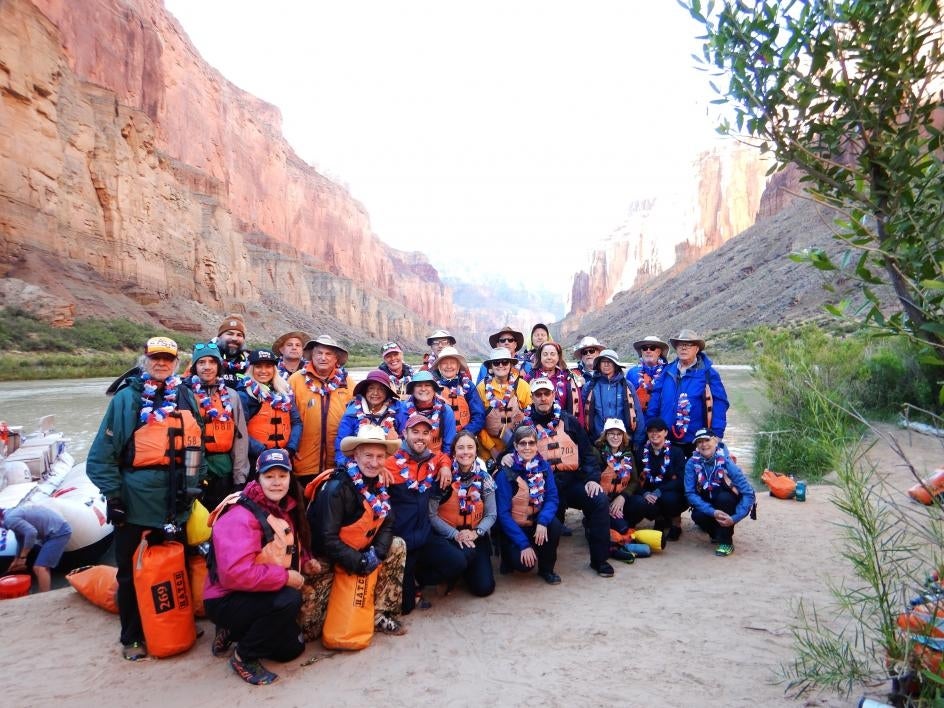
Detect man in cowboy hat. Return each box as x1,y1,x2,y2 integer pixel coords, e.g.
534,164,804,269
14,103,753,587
477,325,533,382
422,329,456,371
378,341,415,400
289,335,352,479
272,330,309,381
647,329,729,458
384,414,462,613
215,313,250,389
305,424,409,637
626,335,670,411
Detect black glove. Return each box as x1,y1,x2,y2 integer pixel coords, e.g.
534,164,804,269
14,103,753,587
358,546,380,575
106,497,127,526
485,458,497,475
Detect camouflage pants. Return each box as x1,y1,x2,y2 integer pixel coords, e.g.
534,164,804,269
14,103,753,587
299,536,406,642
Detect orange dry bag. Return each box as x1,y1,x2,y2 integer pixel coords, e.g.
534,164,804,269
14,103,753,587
66,565,119,614
133,531,197,658
761,469,797,500
322,565,379,650
187,554,208,618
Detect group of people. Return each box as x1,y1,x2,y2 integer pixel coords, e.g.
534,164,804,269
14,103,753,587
84,315,755,685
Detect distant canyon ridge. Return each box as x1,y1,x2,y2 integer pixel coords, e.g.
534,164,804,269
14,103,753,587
1,0,805,355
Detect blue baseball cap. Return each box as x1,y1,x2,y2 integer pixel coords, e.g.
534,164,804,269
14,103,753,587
257,448,293,474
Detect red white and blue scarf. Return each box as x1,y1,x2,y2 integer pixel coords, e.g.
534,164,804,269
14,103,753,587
245,378,294,412
139,373,182,424
452,459,486,515
189,376,234,422
641,440,671,485
345,461,390,518
394,449,437,493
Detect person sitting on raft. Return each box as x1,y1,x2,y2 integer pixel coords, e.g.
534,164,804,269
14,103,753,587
1,504,71,592
494,425,563,584
334,369,403,467
626,416,688,541
684,429,756,558
592,418,640,553
204,448,319,685
476,347,532,464
427,430,497,597
305,425,408,638
239,349,302,472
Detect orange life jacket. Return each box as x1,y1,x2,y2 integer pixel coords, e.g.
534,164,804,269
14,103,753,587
208,494,298,571
535,425,579,472
203,390,236,454
247,400,292,450
443,389,471,431
484,393,525,437
437,482,485,530
303,469,386,552
132,410,202,468
634,373,654,412
508,473,536,527
600,460,633,496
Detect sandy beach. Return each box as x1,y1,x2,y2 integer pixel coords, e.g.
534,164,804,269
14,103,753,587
1,423,940,708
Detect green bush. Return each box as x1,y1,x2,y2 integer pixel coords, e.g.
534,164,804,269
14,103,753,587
858,343,938,418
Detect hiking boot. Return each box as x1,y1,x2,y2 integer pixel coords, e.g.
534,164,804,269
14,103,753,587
230,653,278,685
211,626,233,657
592,561,615,578
538,570,562,585
375,612,408,636
667,526,682,541
715,543,735,557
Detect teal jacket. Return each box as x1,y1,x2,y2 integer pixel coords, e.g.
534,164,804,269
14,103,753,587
87,376,206,528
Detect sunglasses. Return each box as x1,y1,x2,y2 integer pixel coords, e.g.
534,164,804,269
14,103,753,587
491,360,513,367
533,389,554,397
194,342,220,351
639,345,660,352
516,439,537,447
580,348,601,355
497,337,517,344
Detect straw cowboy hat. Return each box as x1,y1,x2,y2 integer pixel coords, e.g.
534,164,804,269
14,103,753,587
339,424,400,455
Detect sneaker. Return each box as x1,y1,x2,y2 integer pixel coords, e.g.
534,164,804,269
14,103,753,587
375,612,408,636
122,641,147,662
591,561,615,578
538,570,562,585
211,626,233,657
230,653,278,685
667,526,682,541
715,543,734,557
610,546,636,564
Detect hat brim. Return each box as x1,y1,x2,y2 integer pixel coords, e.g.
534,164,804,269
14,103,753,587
434,353,468,371
426,335,456,346
273,331,310,353
407,378,442,394
303,340,350,367
353,378,397,399
488,330,525,350
340,436,400,455
669,338,706,351
483,356,518,368
146,347,178,357
632,338,669,356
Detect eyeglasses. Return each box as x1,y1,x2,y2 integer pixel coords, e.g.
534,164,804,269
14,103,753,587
194,342,220,351
516,440,537,447
639,345,660,352
675,342,697,349
497,337,517,344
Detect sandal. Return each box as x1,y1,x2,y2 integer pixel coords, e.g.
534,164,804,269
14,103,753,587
374,612,408,636
230,652,278,685
122,641,147,661
211,626,233,657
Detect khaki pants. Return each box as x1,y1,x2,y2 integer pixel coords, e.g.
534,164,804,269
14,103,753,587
299,536,406,642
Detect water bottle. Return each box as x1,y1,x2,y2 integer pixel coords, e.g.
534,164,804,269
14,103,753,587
184,446,203,498
795,480,807,502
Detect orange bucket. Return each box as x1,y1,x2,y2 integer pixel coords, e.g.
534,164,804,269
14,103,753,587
0,574,32,599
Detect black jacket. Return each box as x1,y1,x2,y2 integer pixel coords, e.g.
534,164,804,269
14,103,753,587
307,469,395,574
633,443,686,497
530,408,601,483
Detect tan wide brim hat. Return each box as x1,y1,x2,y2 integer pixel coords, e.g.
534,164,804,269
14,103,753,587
339,424,400,455
273,331,310,354
632,335,669,357
668,329,706,352
488,326,525,351
304,334,350,366
433,346,468,371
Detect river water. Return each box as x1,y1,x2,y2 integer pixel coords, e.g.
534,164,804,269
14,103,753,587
0,365,766,470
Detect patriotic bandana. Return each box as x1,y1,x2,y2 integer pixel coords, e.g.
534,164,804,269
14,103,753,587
139,373,182,424
512,452,545,508
672,392,692,440
639,359,666,392
353,396,397,435
245,378,294,412
484,374,518,410
405,397,444,435
394,449,437,493
640,439,671,485
436,372,474,397
694,448,728,494
605,449,635,486
189,376,233,422
303,367,347,397
345,461,391,518
452,458,486,515
522,401,562,439
277,358,306,381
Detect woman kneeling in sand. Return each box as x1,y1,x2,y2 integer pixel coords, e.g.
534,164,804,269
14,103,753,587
204,448,320,685
495,425,563,584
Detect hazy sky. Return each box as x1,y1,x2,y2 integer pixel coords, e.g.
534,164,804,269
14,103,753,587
164,1,725,295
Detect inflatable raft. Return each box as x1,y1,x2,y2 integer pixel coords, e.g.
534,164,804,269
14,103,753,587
0,427,113,571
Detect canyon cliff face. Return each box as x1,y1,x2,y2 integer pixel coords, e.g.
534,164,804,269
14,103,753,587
563,144,772,331
0,0,452,346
